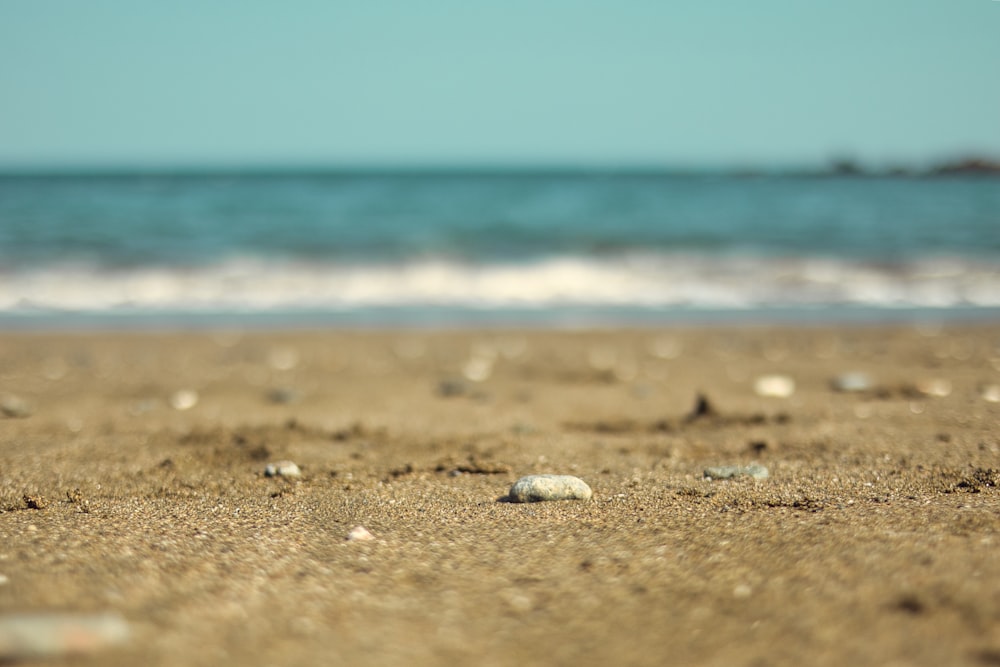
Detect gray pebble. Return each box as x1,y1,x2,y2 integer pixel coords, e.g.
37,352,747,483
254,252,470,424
437,379,468,397
507,474,592,503
266,387,301,405
264,460,302,478
704,464,770,480
830,372,873,392
0,395,31,419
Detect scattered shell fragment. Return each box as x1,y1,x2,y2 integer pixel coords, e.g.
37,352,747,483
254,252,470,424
915,378,952,398
981,384,1000,403
704,464,770,480
264,461,302,478
169,390,199,411
507,475,593,503
462,356,494,382
346,526,375,542
498,589,533,613
0,612,130,660
830,372,873,393
754,375,795,398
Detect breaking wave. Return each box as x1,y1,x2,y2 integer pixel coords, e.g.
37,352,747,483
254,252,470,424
3,254,999,314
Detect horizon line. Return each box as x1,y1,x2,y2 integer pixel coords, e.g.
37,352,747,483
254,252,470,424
1,159,997,178
1,148,998,175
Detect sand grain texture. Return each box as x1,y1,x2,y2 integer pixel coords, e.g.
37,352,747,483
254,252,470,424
1,326,999,666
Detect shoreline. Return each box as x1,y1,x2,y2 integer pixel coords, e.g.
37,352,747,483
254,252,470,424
2,304,999,333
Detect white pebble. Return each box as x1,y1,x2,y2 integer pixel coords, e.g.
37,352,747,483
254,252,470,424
754,375,795,398
264,461,301,478
915,378,951,397
346,526,375,542
267,346,300,370
507,475,592,503
982,384,1000,403
169,390,198,411
462,356,493,382
704,464,770,480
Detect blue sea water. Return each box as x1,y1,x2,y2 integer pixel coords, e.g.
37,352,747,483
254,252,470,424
0,170,998,327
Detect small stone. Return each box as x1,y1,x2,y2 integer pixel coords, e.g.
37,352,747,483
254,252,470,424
981,384,1000,403
507,475,593,503
346,526,375,541
754,375,795,398
22,494,47,510
462,356,494,382
266,387,301,405
0,575,9,586
915,378,951,398
686,393,717,421
264,461,301,478
498,589,533,613
704,464,770,480
0,395,31,419
437,379,468,397
267,346,300,370
830,372,873,393
169,390,198,411
0,612,130,660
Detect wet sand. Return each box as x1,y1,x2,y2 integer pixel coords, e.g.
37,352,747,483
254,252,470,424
1,325,999,666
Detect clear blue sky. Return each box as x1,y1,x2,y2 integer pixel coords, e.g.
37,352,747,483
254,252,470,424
1,1,998,168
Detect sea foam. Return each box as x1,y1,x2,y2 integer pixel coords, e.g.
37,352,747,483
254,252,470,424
2,254,998,314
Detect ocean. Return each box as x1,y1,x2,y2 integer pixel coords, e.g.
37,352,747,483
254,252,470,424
1,170,998,327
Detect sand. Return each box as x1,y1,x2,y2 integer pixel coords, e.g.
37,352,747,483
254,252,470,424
1,324,999,666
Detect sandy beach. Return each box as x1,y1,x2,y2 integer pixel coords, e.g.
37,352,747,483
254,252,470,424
1,324,999,666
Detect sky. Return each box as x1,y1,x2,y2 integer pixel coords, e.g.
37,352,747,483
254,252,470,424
1,1,998,169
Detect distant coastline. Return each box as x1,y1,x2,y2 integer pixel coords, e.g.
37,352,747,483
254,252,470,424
0,156,999,178
819,156,1000,178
